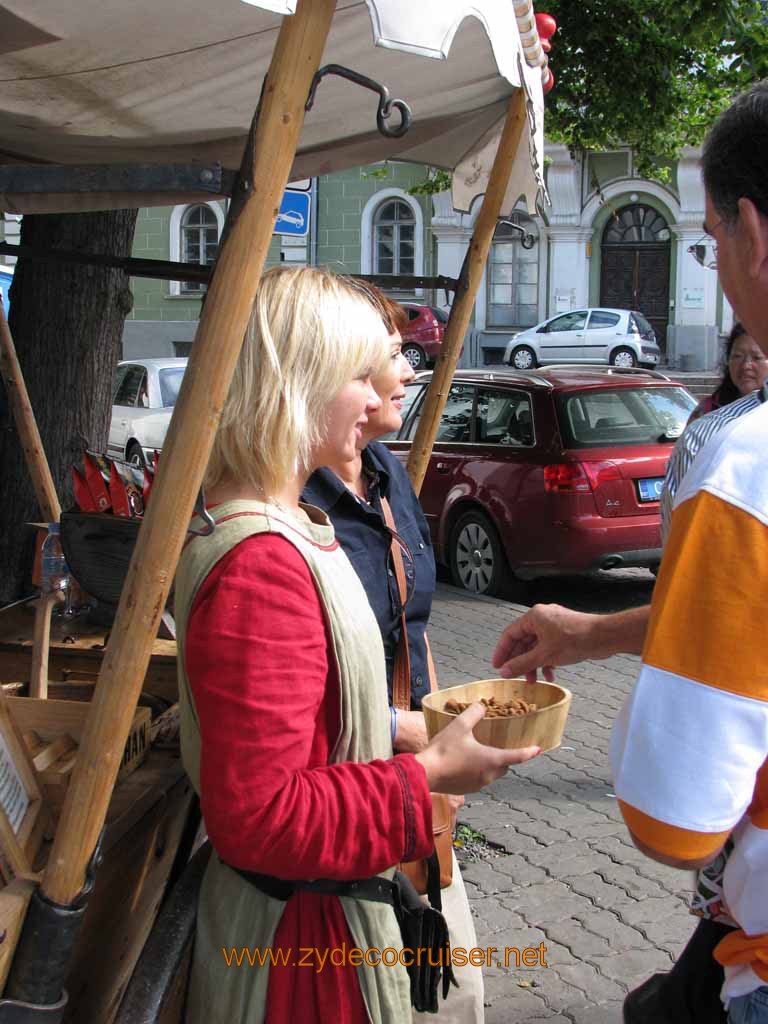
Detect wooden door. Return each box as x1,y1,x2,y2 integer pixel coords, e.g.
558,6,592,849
600,203,672,356
600,245,670,353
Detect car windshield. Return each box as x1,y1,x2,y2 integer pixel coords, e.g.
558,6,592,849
158,367,186,408
557,386,697,449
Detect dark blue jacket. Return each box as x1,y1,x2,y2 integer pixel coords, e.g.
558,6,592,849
302,441,436,708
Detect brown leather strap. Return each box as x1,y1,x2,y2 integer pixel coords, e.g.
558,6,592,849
380,496,411,711
424,634,438,693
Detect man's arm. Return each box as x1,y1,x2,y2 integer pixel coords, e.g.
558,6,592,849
492,603,651,682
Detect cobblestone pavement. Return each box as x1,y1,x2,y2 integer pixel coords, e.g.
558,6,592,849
429,583,695,1024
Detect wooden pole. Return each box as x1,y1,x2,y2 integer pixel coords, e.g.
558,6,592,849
0,305,61,522
28,592,60,699
40,0,337,907
406,88,529,495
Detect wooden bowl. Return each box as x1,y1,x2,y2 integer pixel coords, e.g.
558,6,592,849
422,677,572,752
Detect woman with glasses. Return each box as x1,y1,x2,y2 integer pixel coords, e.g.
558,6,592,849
303,291,485,1022
688,322,768,423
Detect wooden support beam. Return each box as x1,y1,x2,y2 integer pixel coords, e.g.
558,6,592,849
40,0,337,908
406,88,529,494
0,305,61,522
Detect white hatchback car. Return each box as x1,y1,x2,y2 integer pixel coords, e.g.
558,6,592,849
504,308,661,371
109,358,187,467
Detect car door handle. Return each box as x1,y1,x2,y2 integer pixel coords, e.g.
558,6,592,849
436,462,450,473
575,333,584,337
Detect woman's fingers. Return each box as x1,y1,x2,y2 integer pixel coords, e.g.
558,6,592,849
416,703,542,793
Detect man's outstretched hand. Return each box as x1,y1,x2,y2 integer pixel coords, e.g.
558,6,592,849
492,603,651,681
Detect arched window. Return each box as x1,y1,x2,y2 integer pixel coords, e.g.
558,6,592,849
603,204,671,244
180,204,220,292
374,199,415,276
487,214,539,328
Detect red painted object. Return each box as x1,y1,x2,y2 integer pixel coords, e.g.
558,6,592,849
384,366,697,595
536,13,557,93
399,303,447,371
83,452,111,512
536,13,557,52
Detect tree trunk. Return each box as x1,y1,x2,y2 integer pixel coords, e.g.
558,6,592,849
0,210,137,603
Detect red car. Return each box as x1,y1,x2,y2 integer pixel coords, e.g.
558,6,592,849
400,304,447,371
383,366,697,595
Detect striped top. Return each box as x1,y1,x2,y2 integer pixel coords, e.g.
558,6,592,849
661,386,767,541
611,401,768,1003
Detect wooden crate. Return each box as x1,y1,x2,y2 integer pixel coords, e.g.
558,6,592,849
7,697,150,825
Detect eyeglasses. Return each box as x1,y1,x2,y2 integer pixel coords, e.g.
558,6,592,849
687,218,725,270
729,352,767,365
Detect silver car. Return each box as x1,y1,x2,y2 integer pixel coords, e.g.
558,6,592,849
109,358,187,467
504,308,661,370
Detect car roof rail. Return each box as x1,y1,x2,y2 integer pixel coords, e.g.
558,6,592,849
452,368,555,388
537,363,672,381
603,366,672,381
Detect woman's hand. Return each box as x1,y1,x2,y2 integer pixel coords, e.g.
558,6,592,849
394,709,429,753
414,703,539,795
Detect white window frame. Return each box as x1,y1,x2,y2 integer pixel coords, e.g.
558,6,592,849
168,202,226,297
361,188,424,293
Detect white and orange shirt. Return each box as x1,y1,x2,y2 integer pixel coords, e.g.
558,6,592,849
611,399,768,1002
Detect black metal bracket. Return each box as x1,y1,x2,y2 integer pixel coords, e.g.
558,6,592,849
4,832,104,1007
0,162,233,197
306,64,412,139
498,219,537,250
0,245,459,294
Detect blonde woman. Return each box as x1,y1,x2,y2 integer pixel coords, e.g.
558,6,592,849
175,266,540,1024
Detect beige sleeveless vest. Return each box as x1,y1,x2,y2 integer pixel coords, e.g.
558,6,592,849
175,500,412,1023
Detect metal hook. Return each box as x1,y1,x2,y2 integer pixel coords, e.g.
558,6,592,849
187,486,215,538
498,219,537,250
306,64,412,139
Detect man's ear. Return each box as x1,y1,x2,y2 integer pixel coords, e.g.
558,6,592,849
737,197,768,280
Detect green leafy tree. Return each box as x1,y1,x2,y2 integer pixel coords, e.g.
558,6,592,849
541,0,768,178
409,0,768,192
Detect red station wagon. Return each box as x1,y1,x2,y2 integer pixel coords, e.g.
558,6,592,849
383,367,697,595
399,304,447,371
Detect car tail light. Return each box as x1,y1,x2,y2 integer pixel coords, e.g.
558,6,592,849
544,461,621,492
582,461,622,489
544,463,591,492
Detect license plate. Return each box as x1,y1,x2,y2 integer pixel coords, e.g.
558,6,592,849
637,476,664,502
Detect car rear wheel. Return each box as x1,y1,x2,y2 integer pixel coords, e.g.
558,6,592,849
610,347,637,368
126,442,146,470
402,344,427,372
449,511,506,596
509,345,537,371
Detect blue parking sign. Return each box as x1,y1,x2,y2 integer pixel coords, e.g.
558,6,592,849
275,189,310,237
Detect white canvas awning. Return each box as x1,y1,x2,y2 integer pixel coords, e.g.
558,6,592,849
0,0,547,216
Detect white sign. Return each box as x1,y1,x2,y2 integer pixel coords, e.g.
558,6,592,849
555,294,571,313
682,287,705,310
0,730,29,834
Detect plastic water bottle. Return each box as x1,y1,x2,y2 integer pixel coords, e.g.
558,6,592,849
40,522,72,607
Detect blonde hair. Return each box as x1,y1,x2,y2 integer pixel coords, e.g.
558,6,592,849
206,266,391,496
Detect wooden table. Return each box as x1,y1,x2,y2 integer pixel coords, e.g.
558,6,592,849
0,604,178,705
